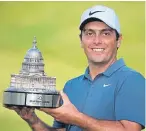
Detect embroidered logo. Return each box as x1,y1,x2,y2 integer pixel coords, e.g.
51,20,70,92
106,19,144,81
89,11,104,16
103,84,111,87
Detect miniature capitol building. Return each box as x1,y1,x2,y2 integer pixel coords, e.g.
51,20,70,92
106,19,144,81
3,37,60,108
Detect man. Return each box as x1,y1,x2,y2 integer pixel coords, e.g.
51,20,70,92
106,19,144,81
6,5,145,131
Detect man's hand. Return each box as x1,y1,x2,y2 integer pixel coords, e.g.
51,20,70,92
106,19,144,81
39,91,80,124
4,105,38,125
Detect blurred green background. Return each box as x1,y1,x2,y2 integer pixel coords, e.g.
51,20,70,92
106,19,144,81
0,1,145,131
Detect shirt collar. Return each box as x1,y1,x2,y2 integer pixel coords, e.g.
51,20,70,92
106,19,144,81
84,67,92,80
103,58,126,76
83,58,126,80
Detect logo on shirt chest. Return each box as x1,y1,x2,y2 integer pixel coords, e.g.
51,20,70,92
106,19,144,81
103,84,111,87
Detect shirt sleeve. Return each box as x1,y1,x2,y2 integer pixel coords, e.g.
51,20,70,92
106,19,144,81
53,80,71,128
115,72,145,128
52,98,65,128
53,120,66,129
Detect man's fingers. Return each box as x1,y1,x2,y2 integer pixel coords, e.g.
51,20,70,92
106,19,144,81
3,105,12,110
3,105,14,110
15,107,21,114
39,108,51,113
4,105,35,116
39,107,57,114
4,105,21,113
27,107,35,113
60,91,70,104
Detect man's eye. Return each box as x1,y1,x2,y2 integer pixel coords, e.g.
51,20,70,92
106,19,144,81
86,32,93,36
102,32,111,36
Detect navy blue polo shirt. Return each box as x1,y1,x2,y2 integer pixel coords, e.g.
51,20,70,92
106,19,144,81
53,58,145,130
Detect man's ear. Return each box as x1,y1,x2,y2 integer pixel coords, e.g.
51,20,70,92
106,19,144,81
80,42,84,48
79,34,83,48
117,34,122,48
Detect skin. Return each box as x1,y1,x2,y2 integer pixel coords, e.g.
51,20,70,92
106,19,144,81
80,21,122,79
5,21,142,131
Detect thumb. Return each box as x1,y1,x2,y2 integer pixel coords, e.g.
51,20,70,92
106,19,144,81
60,91,70,104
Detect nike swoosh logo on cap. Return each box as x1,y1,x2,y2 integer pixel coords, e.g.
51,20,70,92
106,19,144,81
89,11,104,16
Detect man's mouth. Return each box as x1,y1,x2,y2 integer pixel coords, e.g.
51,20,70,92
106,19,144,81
92,48,105,52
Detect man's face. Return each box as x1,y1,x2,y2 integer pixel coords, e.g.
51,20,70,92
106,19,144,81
80,21,121,65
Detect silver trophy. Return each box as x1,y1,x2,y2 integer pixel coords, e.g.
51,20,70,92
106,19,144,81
3,37,61,108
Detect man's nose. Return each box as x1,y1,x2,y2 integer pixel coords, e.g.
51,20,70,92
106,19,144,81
93,34,102,45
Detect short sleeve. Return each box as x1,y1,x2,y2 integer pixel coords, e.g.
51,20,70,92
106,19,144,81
53,120,66,129
53,80,71,128
53,96,65,128
115,72,145,128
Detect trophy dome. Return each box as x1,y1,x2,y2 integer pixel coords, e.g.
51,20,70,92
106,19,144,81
25,37,43,59
25,48,42,59
20,36,45,75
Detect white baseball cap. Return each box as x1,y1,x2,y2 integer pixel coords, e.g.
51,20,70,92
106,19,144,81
79,5,120,34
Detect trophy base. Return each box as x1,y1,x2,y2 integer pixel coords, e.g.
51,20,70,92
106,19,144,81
3,91,61,108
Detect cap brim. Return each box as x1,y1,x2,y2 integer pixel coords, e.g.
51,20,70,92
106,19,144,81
79,18,103,30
